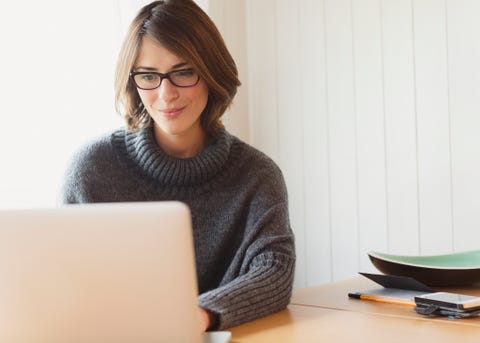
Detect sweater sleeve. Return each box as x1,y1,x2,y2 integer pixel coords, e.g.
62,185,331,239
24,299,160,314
198,199,296,330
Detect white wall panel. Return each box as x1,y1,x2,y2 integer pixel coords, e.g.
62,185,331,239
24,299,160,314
381,0,420,254
352,0,389,271
324,0,359,280
446,0,480,251
208,0,250,142
246,0,279,161
413,0,453,254
299,0,332,286
275,0,306,288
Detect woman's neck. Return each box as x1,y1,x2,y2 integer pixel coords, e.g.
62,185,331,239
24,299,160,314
153,125,208,159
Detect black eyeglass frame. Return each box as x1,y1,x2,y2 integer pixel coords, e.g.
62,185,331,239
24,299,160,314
129,68,201,90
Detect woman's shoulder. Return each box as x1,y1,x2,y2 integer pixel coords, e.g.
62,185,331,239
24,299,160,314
73,130,122,162
226,134,288,198
225,133,290,211
61,128,128,203
230,134,283,175
66,128,126,173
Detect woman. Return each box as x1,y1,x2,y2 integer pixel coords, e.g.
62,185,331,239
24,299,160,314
61,0,295,331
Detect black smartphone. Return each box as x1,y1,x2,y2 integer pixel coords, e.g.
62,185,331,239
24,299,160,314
414,292,480,311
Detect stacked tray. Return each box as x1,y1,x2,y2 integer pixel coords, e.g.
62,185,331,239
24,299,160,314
368,250,480,287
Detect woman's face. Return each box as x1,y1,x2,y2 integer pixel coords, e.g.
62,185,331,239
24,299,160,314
133,37,209,152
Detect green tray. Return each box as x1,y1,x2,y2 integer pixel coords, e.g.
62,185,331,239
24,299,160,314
368,250,480,287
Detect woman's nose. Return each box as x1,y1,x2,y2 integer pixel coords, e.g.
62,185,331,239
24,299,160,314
157,78,179,102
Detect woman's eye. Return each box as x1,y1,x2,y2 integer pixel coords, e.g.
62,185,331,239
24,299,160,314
141,74,159,82
175,69,195,77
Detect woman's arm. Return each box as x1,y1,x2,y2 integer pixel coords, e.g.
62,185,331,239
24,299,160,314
198,202,295,330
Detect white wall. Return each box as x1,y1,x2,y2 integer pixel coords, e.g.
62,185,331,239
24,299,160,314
207,0,250,142
0,1,123,208
242,0,480,288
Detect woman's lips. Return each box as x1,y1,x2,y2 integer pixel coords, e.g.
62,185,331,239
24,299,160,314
159,106,185,117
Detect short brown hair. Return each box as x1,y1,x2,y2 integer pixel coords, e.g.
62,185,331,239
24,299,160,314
114,0,241,134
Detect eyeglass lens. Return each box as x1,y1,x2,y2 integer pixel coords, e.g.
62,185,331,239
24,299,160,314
132,69,199,89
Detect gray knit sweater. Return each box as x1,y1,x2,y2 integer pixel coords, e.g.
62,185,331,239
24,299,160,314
61,127,295,329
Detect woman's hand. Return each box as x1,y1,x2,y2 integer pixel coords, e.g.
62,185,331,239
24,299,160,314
197,307,214,332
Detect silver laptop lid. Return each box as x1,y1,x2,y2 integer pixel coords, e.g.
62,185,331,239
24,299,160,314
0,201,201,343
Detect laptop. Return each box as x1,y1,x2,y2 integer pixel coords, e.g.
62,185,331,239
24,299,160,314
0,201,229,343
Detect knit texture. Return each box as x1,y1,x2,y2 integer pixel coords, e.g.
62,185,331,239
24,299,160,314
61,127,296,329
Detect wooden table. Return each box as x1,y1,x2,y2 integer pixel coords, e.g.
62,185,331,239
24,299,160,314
229,277,480,342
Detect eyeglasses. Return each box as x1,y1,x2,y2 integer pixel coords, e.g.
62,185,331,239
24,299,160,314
130,68,200,90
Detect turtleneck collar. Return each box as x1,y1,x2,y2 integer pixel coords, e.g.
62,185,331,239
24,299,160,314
122,127,233,186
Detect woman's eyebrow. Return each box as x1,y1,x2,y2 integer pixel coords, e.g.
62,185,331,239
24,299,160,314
134,66,157,71
171,62,189,69
134,62,190,72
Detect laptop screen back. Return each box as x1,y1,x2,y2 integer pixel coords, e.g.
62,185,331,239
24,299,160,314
0,201,201,343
